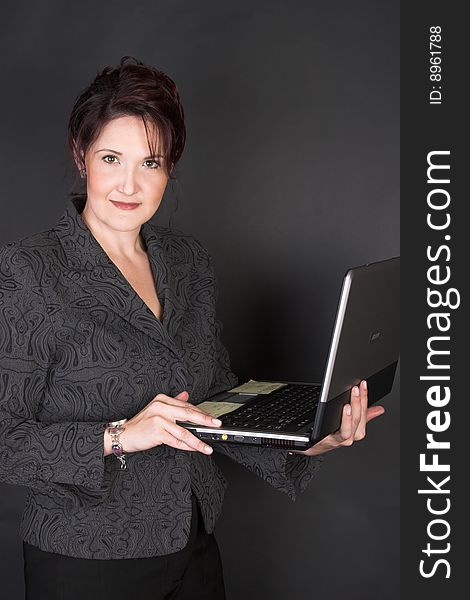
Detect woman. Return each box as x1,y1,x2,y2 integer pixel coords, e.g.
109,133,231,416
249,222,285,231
0,56,384,599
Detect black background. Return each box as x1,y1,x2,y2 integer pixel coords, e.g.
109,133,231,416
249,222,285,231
0,2,400,599
401,1,465,597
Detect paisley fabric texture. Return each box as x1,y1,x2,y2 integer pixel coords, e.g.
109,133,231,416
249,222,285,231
0,196,323,559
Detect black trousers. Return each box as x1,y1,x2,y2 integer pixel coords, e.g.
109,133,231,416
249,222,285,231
23,495,225,600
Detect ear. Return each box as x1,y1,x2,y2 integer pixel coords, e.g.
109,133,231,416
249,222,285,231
71,141,85,173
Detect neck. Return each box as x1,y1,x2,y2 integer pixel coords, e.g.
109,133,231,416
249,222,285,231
81,204,146,261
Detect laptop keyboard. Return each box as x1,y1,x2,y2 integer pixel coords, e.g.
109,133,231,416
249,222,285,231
219,384,321,431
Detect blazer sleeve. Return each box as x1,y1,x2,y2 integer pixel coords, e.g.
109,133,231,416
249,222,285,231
191,237,324,501
0,243,106,492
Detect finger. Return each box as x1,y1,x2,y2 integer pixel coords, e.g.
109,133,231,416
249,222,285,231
152,396,221,426
163,420,214,455
155,393,191,406
365,405,386,423
158,428,199,452
309,396,358,452
154,393,207,414
349,386,363,440
336,402,354,444
162,403,222,428
175,390,189,401
355,380,369,440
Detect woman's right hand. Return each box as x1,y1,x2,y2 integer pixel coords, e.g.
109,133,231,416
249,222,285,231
110,391,221,456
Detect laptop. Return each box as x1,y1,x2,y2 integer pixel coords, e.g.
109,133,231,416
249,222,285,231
180,257,400,451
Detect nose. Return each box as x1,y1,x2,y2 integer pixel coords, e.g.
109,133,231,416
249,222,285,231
118,166,139,196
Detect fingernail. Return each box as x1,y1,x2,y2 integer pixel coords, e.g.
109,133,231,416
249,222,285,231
212,418,222,426
353,386,360,397
362,380,367,390
205,445,213,453
345,404,352,415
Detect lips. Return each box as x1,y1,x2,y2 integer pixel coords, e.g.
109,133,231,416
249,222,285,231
110,200,141,210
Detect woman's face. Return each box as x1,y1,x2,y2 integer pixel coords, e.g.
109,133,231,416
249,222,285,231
80,115,169,233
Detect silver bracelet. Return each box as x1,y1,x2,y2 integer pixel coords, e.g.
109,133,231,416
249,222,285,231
106,419,128,470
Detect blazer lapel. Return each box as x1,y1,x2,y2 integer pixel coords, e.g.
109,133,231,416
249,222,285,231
53,196,187,355
140,224,189,342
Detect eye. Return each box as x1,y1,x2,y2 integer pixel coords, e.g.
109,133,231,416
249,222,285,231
102,155,118,164
101,155,161,169
144,159,161,169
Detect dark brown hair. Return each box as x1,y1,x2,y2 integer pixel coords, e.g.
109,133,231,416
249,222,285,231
67,56,186,180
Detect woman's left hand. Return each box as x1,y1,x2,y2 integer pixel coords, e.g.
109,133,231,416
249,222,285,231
295,379,385,457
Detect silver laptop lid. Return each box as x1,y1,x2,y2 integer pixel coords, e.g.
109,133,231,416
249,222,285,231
318,257,400,405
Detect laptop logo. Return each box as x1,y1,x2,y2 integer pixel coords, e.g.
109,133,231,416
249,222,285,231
369,330,381,343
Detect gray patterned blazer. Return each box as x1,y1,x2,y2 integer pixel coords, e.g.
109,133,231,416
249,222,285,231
0,196,322,559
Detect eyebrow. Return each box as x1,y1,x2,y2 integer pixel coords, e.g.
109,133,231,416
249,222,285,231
94,148,164,159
